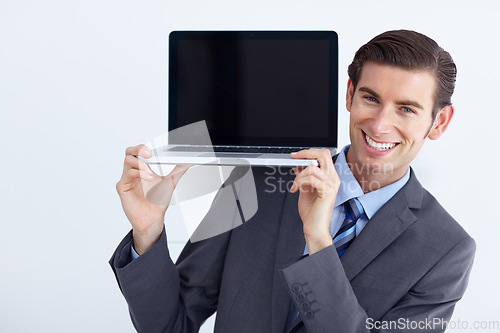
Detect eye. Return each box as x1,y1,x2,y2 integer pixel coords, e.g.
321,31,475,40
364,96,378,103
401,106,415,114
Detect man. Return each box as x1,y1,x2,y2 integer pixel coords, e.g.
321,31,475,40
110,30,475,332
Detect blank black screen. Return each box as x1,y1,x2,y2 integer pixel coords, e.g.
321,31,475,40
169,32,337,147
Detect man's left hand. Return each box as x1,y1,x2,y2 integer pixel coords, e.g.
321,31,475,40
290,149,340,255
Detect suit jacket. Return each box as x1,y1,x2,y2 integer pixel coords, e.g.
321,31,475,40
110,165,475,333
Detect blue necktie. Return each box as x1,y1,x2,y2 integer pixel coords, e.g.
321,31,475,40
284,198,364,332
334,198,364,257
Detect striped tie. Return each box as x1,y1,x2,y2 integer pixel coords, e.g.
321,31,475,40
334,198,364,257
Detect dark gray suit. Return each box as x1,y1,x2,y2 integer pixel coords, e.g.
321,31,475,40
110,166,475,333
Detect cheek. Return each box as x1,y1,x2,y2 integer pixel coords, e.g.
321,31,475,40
400,122,430,143
349,108,366,125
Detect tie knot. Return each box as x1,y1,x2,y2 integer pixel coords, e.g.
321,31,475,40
345,198,364,222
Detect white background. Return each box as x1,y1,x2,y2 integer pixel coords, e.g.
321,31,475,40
1,0,499,332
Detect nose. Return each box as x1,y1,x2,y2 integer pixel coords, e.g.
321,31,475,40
369,106,393,136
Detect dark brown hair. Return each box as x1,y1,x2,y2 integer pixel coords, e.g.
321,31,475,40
347,30,457,119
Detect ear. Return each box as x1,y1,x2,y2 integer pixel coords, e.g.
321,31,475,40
428,105,454,140
346,78,354,112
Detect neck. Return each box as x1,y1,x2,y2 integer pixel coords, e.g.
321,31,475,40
345,150,407,194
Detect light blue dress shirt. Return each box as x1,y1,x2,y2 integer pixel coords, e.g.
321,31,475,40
131,242,140,260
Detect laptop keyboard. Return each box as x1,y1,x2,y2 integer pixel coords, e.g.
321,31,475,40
167,145,310,154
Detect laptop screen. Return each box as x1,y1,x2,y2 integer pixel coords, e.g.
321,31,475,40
169,31,338,147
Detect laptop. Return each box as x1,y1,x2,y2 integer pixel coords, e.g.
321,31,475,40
145,30,338,167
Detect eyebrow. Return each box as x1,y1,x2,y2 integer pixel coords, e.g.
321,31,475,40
357,86,424,110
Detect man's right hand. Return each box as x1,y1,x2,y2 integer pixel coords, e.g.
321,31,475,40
116,144,189,255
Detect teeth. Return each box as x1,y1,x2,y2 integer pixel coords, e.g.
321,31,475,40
365,134,397,151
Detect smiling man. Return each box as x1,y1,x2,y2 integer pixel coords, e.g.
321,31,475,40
345,61,453,192
111,30,475,333
345,61,453,191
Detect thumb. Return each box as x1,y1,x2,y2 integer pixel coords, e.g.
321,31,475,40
170,165,191,186
145,165,190,206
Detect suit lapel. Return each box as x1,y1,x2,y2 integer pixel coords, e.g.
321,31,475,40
341,169,423,281
271,186,305,333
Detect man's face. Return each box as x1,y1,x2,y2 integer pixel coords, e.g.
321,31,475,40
346,61,447,181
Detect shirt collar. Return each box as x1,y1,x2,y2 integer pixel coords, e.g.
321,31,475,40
334,145,410,219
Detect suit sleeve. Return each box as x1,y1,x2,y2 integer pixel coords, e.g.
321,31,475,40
281,236,475,333
109,166,256,332
109,224,231,333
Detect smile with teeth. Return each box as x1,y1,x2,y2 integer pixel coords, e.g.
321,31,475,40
365,133,398,151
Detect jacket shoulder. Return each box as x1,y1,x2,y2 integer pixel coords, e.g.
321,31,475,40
417,187,473,244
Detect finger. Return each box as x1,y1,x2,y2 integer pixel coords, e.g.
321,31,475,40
123,154,153,173
291,166,339,195
169,165,191,184
290,149,333,172
292,167,305,175
290,174,325,194
127,168,154,182
123,155,154,178
121,167,150,186
157,164,191,189
145,165,191,206
125,144,152,159
291,167,326,192
297,164,328,181
116,168,153,193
